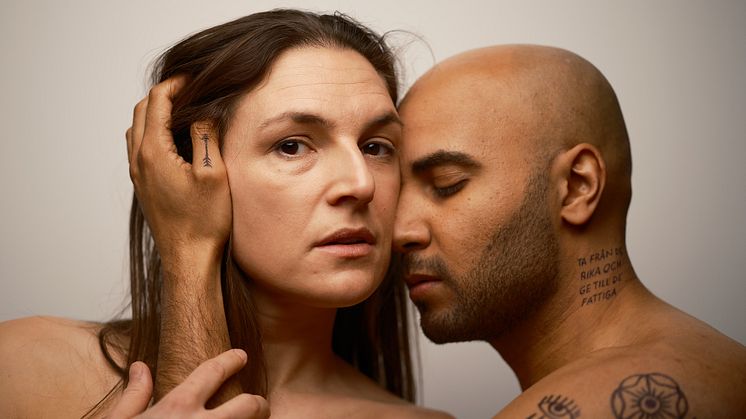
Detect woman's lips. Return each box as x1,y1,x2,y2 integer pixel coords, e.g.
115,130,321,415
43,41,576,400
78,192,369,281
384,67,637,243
315,242,374,258
314,227,376,258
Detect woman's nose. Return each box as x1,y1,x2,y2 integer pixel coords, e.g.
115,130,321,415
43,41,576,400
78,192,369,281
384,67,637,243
325,146,375,207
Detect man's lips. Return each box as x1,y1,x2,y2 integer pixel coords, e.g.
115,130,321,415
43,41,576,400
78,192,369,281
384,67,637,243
403,273,441,289
404,273,442,301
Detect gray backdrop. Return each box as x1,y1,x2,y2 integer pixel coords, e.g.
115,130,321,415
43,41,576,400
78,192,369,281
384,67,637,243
1,1,744,418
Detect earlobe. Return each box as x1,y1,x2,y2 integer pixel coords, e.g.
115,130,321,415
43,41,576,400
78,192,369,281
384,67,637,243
558,143,606,226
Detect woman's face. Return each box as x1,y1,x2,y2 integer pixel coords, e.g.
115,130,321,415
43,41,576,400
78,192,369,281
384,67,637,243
222,46,401,308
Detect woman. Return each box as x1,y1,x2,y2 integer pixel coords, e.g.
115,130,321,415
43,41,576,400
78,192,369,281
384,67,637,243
0,9,450,418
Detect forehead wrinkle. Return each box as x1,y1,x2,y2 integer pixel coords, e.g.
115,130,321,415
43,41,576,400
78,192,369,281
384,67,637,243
278,90,392,101
274,64,377,73
268,68,387,91
272,79,386,93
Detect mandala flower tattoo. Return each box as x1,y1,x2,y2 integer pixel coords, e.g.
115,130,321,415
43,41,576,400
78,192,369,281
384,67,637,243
611,373,689,419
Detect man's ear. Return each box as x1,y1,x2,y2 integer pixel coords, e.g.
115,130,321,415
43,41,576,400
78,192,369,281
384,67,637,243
555,143,606,226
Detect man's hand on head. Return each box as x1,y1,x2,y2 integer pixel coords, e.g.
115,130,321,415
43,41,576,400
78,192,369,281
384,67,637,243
126,76,232,269
109,349,269,419
126,78,237,402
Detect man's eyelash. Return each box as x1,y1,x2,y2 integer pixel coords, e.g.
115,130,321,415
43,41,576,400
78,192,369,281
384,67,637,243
434,179,467,198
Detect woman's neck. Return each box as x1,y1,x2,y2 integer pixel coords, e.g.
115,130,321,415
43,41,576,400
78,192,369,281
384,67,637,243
249,286,341,393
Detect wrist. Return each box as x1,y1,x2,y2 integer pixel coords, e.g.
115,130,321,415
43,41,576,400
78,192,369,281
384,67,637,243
159,238,224,266
159,242,225,285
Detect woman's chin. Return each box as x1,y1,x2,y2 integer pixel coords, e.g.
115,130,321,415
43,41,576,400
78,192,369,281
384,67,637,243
307,278,382,308
282,273,383,309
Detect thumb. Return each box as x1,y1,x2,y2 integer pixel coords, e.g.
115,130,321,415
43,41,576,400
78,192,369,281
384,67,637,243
109,362,153,419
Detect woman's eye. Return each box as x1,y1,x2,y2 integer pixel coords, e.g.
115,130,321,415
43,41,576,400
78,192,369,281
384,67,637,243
361,141,394,157
275,139,310,157
434,179,468,198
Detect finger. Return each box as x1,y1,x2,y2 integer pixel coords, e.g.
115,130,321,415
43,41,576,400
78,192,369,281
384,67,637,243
130,96,148,166
177,349,248,403
142,75,188,152
190,122,224,172
211,394,270,419
125,128,133,164
108,362,153,419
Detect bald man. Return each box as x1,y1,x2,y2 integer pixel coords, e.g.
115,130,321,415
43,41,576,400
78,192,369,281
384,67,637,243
110,45,746,418
394,44,746,418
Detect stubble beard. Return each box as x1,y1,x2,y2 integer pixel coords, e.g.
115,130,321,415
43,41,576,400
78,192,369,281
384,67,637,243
411,174,560,344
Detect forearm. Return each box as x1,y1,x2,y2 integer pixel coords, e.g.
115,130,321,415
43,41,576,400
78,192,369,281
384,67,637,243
155,248,242,403
126,75,238,405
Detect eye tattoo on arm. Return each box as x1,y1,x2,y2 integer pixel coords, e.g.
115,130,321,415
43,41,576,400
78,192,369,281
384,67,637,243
202,133,212,168
611,372,692,419
526,394,581,419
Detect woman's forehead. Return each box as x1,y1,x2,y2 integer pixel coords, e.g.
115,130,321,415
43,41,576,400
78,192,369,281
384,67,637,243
254,47,390,100
231,46,396,129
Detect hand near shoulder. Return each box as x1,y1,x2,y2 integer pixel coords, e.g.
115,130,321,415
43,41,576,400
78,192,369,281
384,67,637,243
109,349,269,419
126,76,231,266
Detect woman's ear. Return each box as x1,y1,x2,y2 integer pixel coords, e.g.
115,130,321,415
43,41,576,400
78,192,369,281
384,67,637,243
555,143,606,226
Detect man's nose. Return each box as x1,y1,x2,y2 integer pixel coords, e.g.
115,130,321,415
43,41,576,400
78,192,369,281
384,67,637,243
393,185,431,253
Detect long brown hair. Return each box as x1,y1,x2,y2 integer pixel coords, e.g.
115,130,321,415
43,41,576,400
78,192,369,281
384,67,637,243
91,9,414,415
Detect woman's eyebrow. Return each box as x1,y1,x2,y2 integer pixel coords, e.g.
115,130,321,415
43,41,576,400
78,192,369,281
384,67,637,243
258,111,333,130
361,111,403,133
411,150,482,174
258,111,402,132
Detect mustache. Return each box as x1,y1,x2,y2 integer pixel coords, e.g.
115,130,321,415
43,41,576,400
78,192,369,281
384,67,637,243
400,253,453,283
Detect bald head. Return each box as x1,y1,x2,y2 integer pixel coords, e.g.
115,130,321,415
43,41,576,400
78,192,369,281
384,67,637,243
400,44,632,222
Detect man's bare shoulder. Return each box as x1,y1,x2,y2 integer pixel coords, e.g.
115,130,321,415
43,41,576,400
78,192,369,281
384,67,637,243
0,316,123,418
494,329,746,419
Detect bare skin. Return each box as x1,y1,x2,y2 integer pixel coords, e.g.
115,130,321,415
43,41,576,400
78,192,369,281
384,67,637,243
112,47,451,419
111,349,270,419
130,47,449,418
0,316,267,418
394,44,746,418
131,47,448,419
0,317,123,418
126,75,239,404
109,45,746,418
0,47,451,418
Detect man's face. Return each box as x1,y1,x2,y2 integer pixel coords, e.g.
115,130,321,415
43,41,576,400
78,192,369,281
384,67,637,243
394,71,560,343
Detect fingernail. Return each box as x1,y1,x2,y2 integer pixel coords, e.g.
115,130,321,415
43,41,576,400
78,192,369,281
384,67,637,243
130,362,143,380
233,348,247,362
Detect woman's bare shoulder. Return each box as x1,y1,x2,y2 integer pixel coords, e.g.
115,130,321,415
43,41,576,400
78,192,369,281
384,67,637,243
285,392,454,419
0,316,123,418
332,363,454,418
